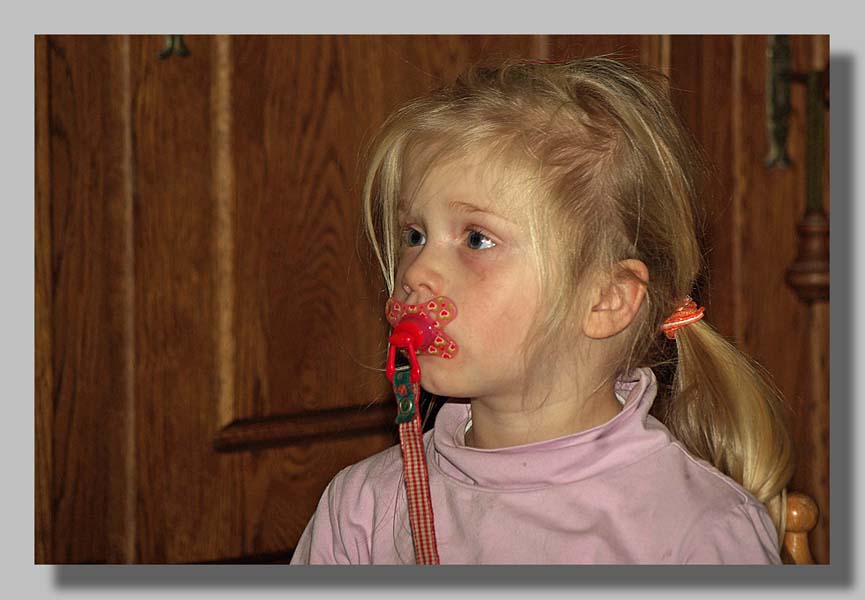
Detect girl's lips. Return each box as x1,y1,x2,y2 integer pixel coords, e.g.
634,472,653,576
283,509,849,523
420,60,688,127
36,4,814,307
385,296,459,359
385,295,459,384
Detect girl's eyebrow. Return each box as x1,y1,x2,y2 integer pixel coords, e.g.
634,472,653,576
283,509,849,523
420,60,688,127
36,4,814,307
398,199,518,226
448,200,518,226
397,200,476,217
448,200,495,216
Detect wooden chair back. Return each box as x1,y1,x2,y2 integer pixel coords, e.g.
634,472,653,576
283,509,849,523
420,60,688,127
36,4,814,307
781,491,819,564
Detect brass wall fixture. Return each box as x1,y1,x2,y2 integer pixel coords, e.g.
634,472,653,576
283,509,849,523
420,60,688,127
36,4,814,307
159,35,190,59
766,35,830,303
766,35,793,168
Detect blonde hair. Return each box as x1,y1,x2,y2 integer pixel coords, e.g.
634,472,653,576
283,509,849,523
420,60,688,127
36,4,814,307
360,57,794,540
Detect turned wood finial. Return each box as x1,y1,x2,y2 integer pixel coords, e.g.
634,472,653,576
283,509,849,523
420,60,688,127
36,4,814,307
783,491,819,564
785,209,829,302
774,48,829,304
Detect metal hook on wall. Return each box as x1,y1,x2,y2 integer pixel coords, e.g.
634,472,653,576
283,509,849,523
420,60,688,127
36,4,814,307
766,35,830,303
158,35,190,59
765,35,829,175
765,35,793,168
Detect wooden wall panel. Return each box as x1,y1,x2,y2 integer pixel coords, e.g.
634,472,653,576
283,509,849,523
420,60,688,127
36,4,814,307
793,35,830,565
546,35,655,64
230,35,392,423
128,35,245,562
735,35,829,564
34,34,52,565
39,35,133,563
800,302,830,564
668,35,736,330
222,35,541,445
236,433,396,557
669,35,829,564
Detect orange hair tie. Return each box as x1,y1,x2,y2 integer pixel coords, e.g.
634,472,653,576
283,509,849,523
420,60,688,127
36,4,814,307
659,296,705,340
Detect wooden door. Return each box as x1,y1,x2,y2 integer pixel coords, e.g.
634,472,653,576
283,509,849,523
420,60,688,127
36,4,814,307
36,34,828,563
662,35,830,564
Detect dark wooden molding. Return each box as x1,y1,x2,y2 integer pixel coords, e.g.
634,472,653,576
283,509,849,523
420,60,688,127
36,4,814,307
196,548,295,564
785,209,830,302
213,400,396,452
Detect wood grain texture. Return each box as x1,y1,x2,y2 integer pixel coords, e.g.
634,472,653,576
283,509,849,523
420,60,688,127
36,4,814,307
782,491,819,564
118,35,137,564
790,36,831,564
736,35,828,564
43,35,133,562
129,35,244,562
806,301,830,563
546,35,651,64
237,431,397,556
212,35,237,430
809,35,830,563
34,34,52,564
229,35,543,425
736,34,808,356
668,36,736,329
214,401,394,452
672,35,829,564
644,35,671,75
230,35,386,421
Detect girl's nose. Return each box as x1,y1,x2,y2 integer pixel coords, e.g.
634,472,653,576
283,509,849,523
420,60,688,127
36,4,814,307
401,250,445,303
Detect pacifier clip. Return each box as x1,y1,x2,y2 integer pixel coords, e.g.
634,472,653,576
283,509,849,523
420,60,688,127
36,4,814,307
385,296,459,565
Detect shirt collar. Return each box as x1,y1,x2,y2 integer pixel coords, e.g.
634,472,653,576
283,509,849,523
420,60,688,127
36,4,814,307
430,367,669,490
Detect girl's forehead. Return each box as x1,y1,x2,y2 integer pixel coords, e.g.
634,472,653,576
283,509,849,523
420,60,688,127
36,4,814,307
400,151,533,223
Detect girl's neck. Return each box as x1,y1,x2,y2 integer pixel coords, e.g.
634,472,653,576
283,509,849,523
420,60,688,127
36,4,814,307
464,379,623,449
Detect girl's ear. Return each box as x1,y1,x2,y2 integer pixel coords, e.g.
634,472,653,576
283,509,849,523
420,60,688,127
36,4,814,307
582,259,649,340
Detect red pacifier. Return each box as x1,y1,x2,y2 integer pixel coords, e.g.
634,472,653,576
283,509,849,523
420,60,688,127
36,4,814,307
384,294,458,565
385,296,459,384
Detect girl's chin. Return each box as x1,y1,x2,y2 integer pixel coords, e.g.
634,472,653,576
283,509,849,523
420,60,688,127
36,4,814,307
416,361,475,398
414,356,449,393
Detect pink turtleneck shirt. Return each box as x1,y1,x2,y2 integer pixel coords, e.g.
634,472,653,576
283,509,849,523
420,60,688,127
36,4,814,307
290,368,781,564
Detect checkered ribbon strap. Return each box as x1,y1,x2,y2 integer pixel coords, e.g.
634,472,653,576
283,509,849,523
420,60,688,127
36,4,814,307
393,367,440,564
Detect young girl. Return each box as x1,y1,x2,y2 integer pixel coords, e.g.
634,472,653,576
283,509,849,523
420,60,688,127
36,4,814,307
290,57,794,564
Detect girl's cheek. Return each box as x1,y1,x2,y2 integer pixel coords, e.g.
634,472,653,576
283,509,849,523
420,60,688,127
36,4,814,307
393,252,416,284
464,259,490,284
460,246,508,280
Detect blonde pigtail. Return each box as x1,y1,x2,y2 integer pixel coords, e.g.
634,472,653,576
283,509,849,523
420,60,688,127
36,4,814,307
662,319,795,542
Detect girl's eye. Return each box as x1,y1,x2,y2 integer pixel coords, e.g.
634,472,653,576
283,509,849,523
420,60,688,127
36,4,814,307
467,229,496,250
401,226,426,247
400,226,496,251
